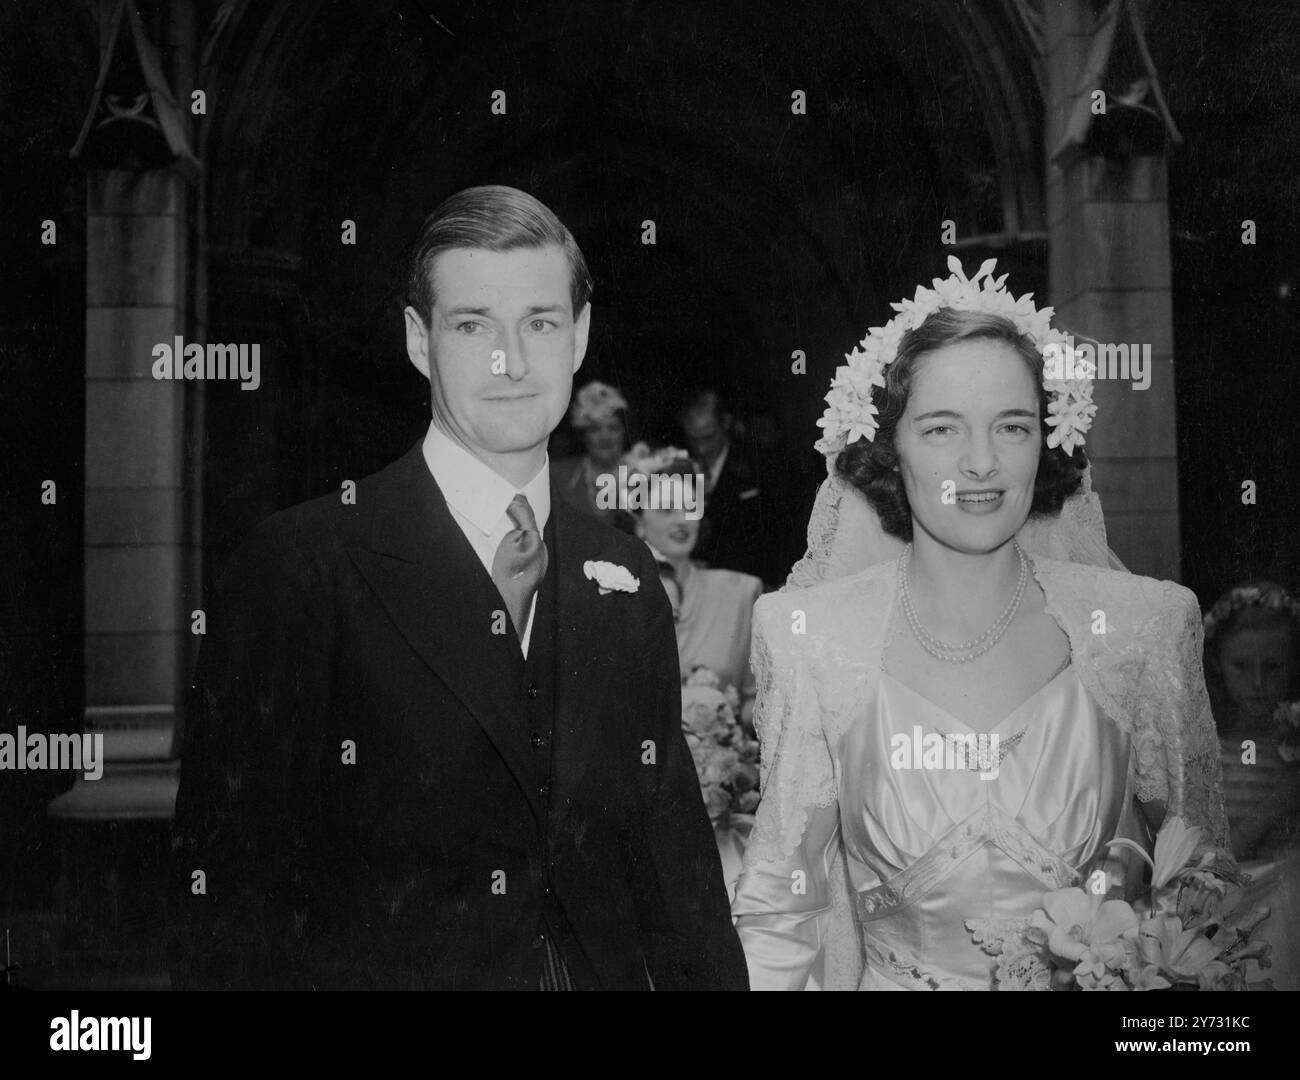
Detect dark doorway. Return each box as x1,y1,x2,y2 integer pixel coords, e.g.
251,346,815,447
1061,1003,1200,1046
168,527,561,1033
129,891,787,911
199,0,1017,582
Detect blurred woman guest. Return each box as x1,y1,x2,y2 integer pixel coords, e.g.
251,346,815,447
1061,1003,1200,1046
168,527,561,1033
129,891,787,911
1204,581,1300,988
624,443,763,728
625,443,764,898
733,259,1231,991
553,380,632,528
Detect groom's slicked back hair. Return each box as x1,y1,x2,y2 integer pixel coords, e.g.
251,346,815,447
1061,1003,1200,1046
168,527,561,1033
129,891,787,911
405,185,594,325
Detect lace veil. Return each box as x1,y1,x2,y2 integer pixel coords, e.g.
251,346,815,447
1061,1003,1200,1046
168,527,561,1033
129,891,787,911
785,451,1126,589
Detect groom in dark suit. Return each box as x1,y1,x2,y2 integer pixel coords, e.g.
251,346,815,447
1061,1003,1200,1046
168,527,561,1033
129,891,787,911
169,185,747,990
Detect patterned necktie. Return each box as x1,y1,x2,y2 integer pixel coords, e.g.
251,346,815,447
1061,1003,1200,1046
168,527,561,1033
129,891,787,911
491,494,548,640
492,496,565,988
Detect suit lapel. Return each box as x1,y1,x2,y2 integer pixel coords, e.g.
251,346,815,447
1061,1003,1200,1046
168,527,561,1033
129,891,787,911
348,444,541,823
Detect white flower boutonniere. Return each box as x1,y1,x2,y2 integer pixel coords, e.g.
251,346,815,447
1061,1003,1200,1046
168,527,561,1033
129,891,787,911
584,560,640,595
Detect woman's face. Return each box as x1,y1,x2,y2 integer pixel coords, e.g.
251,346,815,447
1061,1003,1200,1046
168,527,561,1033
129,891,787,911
583,415,626,467
635,504,701,560
1218,625,1294,722
895,339,1042,555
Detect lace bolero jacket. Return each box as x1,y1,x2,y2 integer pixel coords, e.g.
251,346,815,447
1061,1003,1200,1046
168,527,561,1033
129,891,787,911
736,553,1229,988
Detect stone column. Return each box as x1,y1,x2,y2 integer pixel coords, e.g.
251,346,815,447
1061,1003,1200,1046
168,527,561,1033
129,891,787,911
1042,0,1181,581
51,0,203,820
47,167,198,823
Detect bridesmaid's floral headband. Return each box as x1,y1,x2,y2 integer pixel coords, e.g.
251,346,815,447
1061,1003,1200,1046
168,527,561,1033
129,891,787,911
1202,582,1300,645
814,256,1097,457
570,380,627,430
612,442,700,515
621,441,692,476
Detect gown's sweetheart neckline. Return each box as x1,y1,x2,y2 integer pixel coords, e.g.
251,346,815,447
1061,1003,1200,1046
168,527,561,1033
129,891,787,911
877,659,1076,736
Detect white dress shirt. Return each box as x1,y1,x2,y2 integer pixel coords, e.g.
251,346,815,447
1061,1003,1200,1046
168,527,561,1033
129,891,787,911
422,420,551,657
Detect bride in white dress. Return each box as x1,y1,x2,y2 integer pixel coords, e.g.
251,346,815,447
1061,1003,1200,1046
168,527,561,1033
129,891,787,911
731,259,1229,990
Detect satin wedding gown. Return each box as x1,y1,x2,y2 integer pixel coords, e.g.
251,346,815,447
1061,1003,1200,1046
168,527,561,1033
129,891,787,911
731,555,1226,991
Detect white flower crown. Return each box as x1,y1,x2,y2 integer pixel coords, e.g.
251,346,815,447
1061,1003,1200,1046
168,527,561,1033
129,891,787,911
570,381,627,430
814,256,1097,458
621,441,692,477
1202,582,1300,644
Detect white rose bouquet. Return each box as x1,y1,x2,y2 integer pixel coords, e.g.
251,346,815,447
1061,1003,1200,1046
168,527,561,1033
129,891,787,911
680,666,760,827
682,666,760,901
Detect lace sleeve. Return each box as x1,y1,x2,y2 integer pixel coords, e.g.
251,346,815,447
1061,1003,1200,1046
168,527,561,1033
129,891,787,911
1131,586,1230,851
742,597,838,862
730,595,843,989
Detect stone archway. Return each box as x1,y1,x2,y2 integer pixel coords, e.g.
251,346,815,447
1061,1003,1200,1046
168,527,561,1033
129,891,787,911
63,0,1179,828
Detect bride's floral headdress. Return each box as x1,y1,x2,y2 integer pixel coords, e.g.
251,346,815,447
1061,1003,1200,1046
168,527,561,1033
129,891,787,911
814,256,1097,458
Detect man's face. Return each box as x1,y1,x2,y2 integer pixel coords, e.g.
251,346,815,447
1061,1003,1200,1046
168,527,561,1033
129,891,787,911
405,244,590,467
682,406,729,467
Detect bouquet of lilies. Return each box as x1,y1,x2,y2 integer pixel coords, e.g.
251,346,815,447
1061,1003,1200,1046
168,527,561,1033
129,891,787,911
970,817,1273,990
680,666,760,827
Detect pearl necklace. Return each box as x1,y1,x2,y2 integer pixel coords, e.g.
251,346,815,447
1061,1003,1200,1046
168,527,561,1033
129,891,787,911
898,542,1028,664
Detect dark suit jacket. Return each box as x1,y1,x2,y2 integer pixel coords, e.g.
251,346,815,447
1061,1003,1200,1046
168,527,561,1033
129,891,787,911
168,442,747,990
551,453,635,533
696,441,773,585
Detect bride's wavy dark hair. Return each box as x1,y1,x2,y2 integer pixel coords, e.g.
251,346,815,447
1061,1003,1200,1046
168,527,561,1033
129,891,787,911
834,307,1087,541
